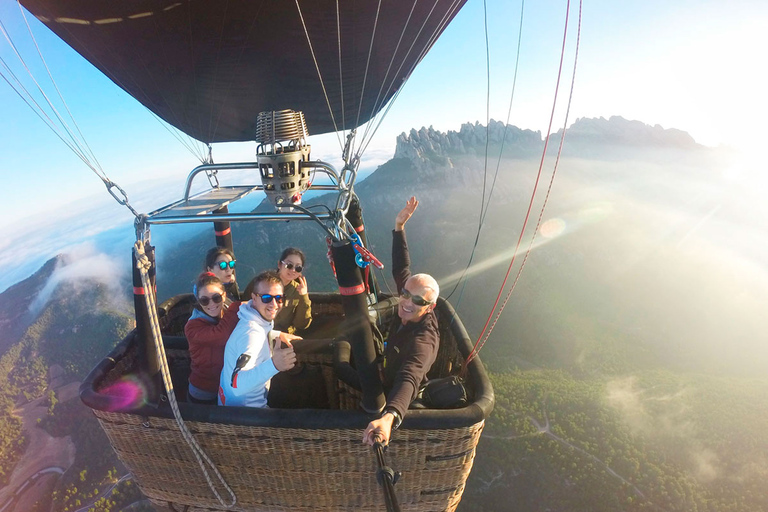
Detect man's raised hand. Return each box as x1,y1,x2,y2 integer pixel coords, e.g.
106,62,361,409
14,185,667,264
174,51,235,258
394,196,419,231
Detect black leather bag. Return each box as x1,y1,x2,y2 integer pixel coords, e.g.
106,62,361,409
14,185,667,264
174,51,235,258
415,376,468,409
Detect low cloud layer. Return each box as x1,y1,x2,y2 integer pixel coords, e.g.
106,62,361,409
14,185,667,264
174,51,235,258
606,376,721,483
28,242,128,317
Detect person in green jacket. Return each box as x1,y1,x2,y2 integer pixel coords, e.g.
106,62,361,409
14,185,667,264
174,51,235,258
274,247,312,335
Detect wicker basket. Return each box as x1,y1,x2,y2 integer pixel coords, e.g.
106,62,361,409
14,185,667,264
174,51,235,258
81,294,494,511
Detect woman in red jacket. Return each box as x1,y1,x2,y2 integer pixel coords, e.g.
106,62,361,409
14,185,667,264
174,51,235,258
184,272,241,404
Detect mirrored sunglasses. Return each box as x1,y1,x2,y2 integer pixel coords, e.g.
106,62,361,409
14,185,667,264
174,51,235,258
282,260,303,273
218,260,236,270
198,293,223,306
400,288,434,307
256,293,284,304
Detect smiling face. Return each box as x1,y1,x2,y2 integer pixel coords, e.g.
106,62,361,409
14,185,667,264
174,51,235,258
252,280,284,322
278,253,304,285
209,253,235,284
197,283,226,318
398,276,436,324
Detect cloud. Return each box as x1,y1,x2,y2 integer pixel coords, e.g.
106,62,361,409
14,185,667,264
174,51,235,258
28,242,128,316
606,376,722,483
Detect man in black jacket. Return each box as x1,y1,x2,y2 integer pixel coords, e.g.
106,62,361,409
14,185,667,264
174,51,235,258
363,196,440,446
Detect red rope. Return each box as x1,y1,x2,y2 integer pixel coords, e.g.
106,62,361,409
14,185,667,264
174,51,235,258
464,0,582,370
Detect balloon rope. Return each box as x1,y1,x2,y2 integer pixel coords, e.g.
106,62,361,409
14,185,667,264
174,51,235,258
294,0,344,152
465,0,582,368
335,0,346,134
358,0,433,149
134,241,237,509
445,0,526,303
16,1,104,173
354,0,383,135
357,0,465,157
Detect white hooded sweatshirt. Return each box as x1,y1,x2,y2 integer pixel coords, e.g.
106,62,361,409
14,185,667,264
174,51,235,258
218,300,281,408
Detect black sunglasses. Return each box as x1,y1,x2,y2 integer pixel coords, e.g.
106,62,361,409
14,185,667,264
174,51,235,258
282,260,303,273
256,293,284,304
198,293,223,306
400,289,434,307
217,260,236,270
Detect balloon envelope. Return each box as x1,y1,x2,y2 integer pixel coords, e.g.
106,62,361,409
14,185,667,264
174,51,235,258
20,0,468,143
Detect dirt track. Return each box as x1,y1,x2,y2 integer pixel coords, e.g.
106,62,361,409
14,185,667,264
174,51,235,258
0,365,76,511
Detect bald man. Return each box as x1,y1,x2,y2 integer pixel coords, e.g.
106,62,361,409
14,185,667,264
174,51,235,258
363,196,440,446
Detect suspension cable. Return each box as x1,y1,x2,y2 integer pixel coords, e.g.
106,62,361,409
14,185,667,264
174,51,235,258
356,0,465,158
16,1,103,171
353,0,384,152
294,0,344,152
465,0,581,367
133,241,237,509
335,0,346,135
0,18,103,176
445,0,526,303
357,0,422,149
0,11,149,219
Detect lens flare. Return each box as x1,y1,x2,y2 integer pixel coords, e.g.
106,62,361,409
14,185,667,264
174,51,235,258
101,375,151,411
539,218,566,239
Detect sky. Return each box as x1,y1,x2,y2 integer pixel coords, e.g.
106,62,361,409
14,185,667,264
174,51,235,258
1,0,767,292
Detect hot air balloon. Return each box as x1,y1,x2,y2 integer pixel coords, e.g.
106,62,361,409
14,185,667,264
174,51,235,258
15,2,494,511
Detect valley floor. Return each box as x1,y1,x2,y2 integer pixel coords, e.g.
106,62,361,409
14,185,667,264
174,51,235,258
0,367,76,512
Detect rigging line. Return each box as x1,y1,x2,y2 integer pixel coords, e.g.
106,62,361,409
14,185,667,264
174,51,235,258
336,0,346,136
70,3,207,161
1,49,141,217
466,0,574,365
480,0,526,227
0,55,66,137
17,1,103,172
0,62,100,172
211,0,266,144
0,51,104,173
357,0,449,152
353,0,383,141
295,0,344,152
443,0,493,301
147,109,207,162
356,0,465,157
139,4,207,158
376,265,396,296
478,0,491,261
357,0,419,147
469,0,581,362
0,17,103,176
445,0,526,302
356,0,464,157
0,29,142,216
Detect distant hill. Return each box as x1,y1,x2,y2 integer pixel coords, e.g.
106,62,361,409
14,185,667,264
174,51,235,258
556,115,700,149
0,255,61,354
0,258,133,500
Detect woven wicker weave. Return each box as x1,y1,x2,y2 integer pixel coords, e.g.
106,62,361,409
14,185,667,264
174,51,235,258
81,294,493,511
95,409,483,511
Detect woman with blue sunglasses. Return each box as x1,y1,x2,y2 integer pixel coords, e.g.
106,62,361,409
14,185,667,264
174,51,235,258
205,246,240,300
274,247,312,335
184,271,242,405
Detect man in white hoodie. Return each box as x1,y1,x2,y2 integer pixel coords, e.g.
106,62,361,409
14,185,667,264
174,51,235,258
218,270,300,407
